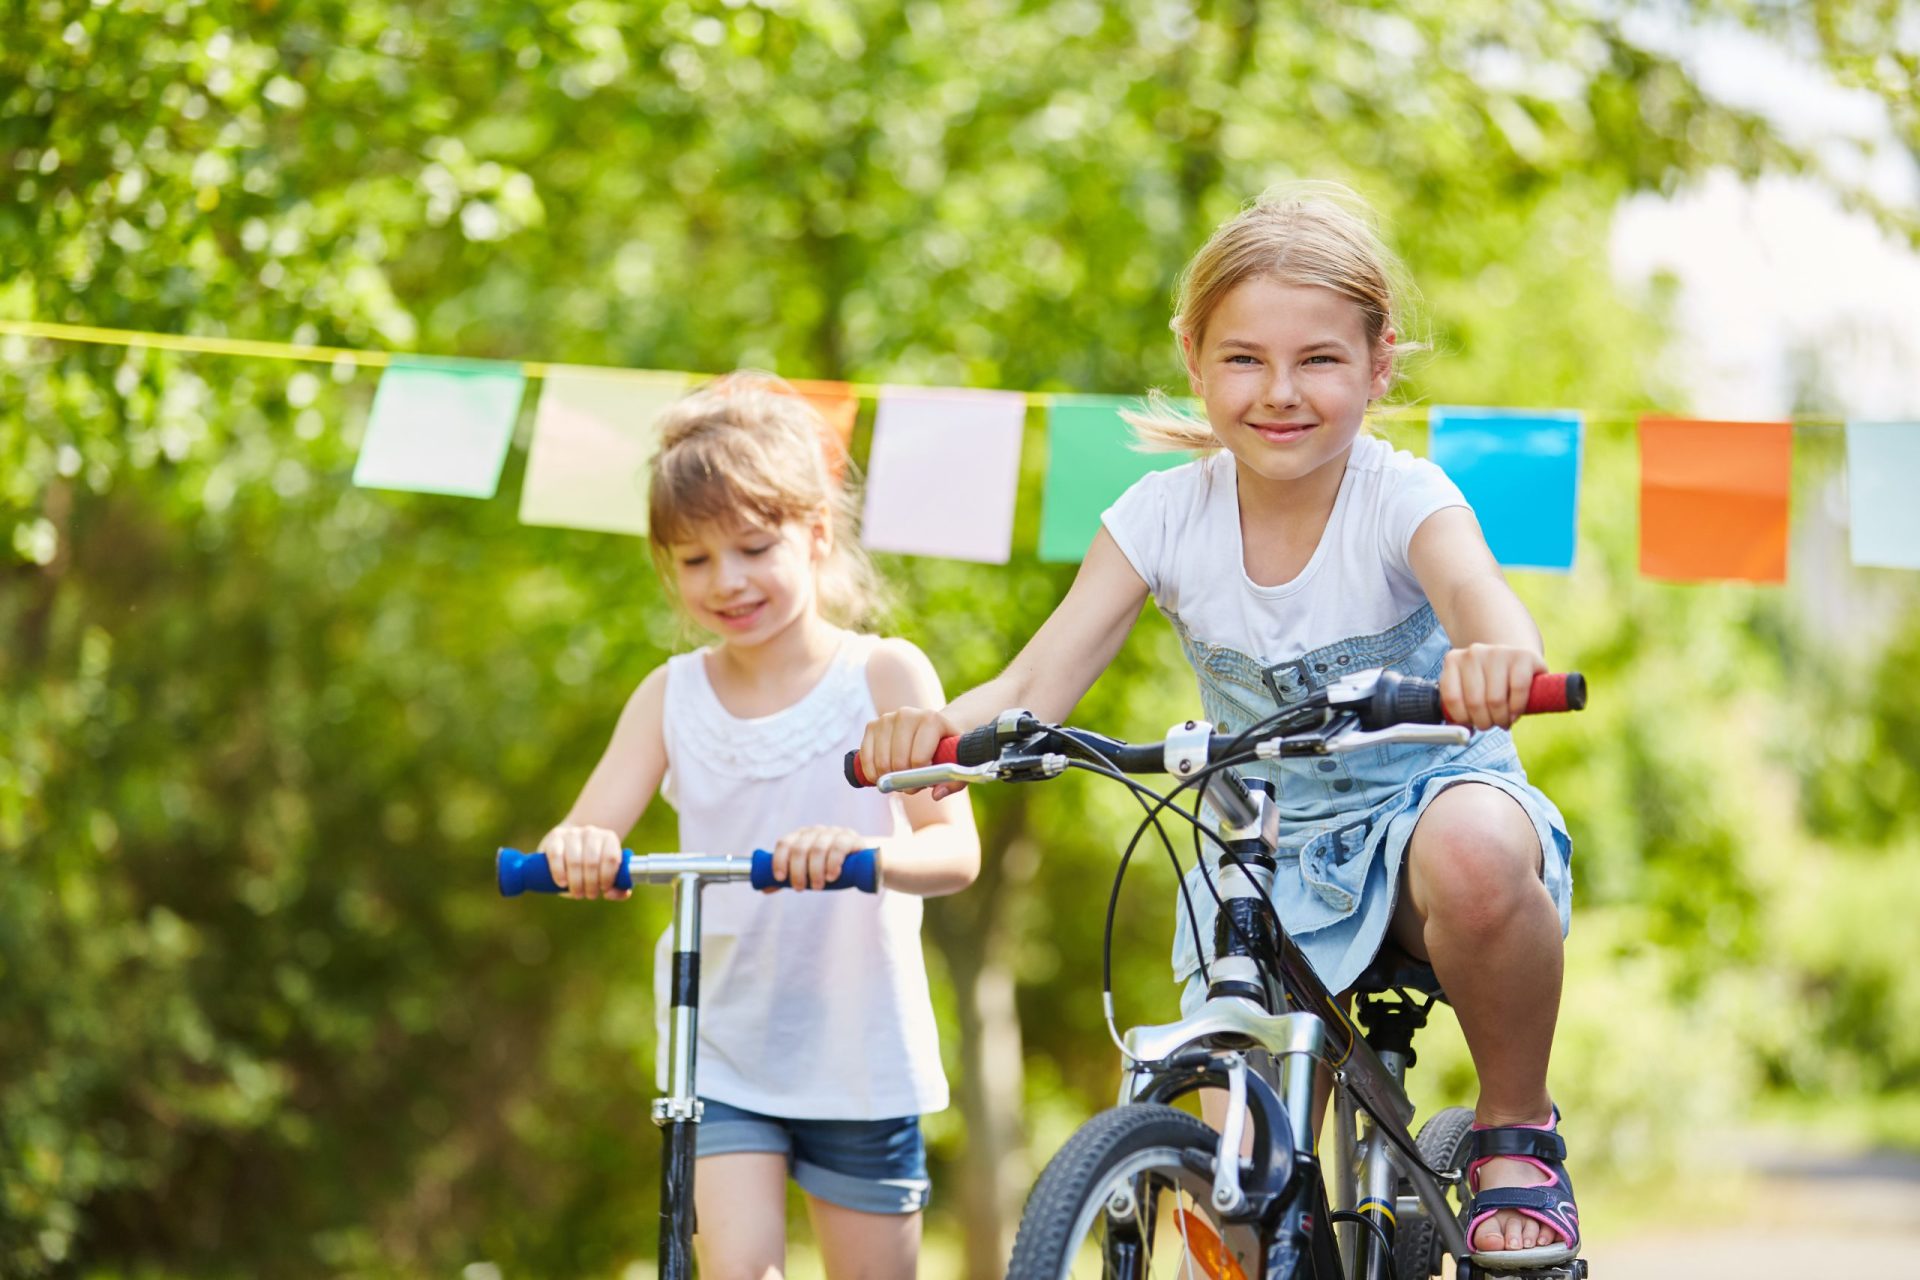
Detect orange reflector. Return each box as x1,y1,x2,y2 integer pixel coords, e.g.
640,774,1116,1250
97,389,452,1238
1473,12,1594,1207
1177,1209,1250,1280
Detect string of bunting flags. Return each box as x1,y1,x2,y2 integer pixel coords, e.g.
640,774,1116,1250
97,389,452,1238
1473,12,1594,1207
6,318,1918,578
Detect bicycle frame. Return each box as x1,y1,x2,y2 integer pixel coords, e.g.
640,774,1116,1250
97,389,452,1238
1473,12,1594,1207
861,671,1588,1280
1113,788,1475,1280
1117,978,1473,1279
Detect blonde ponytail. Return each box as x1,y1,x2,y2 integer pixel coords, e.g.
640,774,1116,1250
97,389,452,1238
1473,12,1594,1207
1121,389,1224,455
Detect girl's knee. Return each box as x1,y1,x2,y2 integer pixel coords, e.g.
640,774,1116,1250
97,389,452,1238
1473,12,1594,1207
694,1247,784,1280
1408,785,1542,921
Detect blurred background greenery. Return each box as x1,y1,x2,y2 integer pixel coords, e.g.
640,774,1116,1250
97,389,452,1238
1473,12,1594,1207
4,1,1918,1276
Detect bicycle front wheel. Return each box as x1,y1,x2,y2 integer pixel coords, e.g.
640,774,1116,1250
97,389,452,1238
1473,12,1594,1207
1007,1104,1263,1280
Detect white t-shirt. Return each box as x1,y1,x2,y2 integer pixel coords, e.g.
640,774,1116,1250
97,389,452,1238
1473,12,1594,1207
1101,436,1468,662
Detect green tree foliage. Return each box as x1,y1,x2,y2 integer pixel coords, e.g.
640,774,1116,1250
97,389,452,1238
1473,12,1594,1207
4,2,1919,1275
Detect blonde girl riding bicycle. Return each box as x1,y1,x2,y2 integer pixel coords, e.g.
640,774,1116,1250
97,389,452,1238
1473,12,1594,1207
860,184,1580,1271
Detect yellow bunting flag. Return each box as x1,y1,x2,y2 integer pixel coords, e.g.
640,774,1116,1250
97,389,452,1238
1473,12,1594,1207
518,368,689,537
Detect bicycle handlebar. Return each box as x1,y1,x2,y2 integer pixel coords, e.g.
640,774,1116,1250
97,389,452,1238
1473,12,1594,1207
843,670,1586,789
495,848,881,897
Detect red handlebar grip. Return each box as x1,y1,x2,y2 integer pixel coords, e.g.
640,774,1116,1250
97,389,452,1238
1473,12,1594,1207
843,736,961,789
1524,672,1586,714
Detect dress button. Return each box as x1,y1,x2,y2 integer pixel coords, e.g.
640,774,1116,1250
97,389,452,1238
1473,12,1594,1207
1317,760,1338,773
1337,655,1350,664
1333,779,1353,792
1314,663,1327,672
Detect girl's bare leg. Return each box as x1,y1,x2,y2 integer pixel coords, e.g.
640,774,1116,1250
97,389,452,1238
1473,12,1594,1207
1392,781,1564,1255
693,1152,790,1280
807,1197,920,1280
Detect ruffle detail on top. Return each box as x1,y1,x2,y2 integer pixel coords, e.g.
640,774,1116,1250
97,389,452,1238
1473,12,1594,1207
664,636,875,781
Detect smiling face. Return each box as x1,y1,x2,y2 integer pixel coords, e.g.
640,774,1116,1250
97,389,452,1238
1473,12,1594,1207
667,516,827,647
1183,276,1394,488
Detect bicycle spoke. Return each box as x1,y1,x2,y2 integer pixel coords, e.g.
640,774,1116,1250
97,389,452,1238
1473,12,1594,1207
1175,1195,1195,1280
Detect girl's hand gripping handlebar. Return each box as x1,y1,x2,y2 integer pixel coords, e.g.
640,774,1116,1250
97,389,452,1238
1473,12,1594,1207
1326,668,1584,728
843,736,962,790
845,708,1022,791
846,704,982,792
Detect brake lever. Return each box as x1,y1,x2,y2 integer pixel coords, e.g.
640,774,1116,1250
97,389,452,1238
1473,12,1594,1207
1331,724,1472,751
876,760,1004,794
991,752,1070,783
1253,716,1471,758
875,753,1071,793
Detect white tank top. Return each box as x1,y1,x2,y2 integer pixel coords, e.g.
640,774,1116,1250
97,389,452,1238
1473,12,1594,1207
651,633,949,1120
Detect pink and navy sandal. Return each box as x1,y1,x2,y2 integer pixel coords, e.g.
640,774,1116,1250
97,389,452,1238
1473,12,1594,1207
1465,1107,1580,1271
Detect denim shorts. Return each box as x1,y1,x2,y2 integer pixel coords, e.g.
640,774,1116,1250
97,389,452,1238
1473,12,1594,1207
695,1098,930,1215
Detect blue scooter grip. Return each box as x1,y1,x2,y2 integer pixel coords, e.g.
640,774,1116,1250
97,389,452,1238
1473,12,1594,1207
496,848,633,897
749,848,880,893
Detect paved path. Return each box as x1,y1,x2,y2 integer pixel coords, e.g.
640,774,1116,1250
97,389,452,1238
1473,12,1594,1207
1581,1146,1920,1278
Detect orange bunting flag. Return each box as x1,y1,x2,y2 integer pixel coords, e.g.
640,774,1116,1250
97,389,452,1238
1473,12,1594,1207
784,378,860,481
1638,416,1793,582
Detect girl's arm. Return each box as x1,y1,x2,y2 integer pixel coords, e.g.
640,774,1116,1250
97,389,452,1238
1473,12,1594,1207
539,665,670,899
770,639,983,896
858,529,1148,783
1406,506,1547,729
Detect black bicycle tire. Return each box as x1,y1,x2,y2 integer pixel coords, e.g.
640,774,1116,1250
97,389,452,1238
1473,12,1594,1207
1394,1104,1476,1278
1007,1103,1258,1280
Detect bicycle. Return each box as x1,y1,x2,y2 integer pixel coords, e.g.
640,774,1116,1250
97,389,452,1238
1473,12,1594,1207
847,666,1589,1280
492,843,881,1280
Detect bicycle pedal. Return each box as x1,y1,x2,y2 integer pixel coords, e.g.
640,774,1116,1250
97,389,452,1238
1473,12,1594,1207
1461,1262,1587,1280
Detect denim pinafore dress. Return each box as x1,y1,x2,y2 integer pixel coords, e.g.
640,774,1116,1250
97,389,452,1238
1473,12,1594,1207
1168,602,1574,998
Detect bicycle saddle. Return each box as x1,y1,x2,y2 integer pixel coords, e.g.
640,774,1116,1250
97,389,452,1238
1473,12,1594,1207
1352,945,1448,1002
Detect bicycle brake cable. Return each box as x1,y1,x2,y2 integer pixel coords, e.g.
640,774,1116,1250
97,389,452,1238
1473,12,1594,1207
1024,723,1245,1059
1069,746,1284,1050
1033,738,1220,1060
1025,720,1336,1058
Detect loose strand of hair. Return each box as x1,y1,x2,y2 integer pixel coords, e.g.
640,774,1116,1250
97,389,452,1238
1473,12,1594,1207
1120,389,1222,454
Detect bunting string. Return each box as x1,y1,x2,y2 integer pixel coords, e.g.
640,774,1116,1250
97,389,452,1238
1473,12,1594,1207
3,317,1912,577
0,317,1861,426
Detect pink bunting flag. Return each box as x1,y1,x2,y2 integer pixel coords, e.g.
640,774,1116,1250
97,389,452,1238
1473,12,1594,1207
861,387,1028,563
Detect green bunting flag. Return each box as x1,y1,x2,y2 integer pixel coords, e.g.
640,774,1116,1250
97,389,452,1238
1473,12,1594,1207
351,357,527,499
1038,397,1188,563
